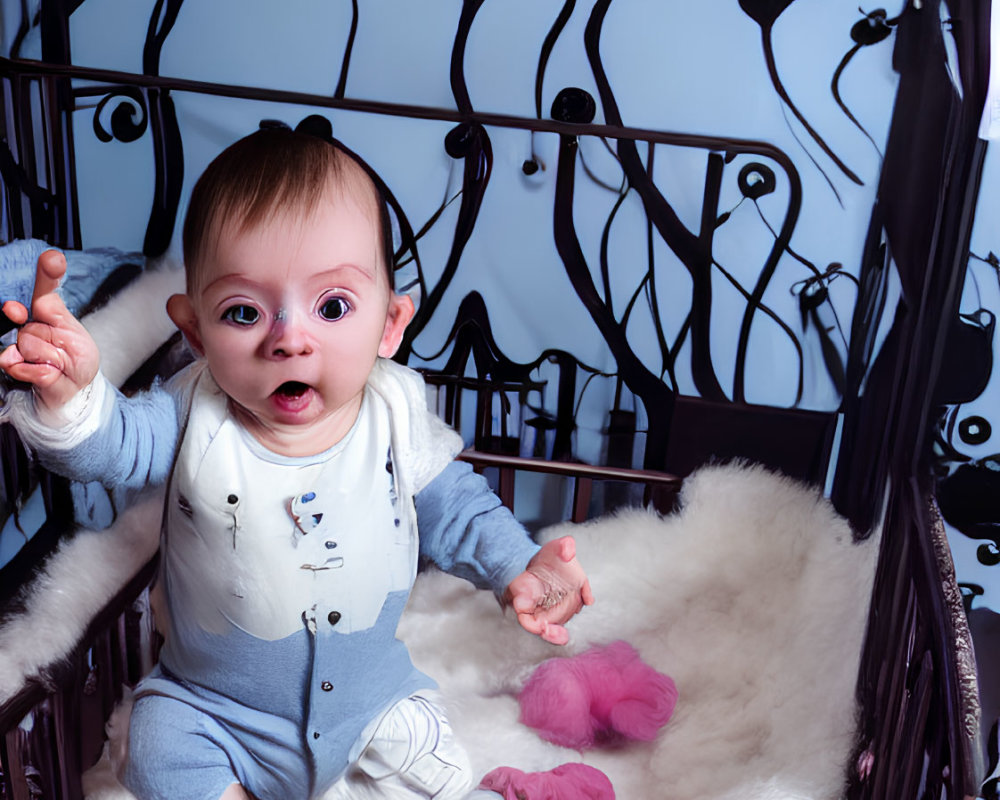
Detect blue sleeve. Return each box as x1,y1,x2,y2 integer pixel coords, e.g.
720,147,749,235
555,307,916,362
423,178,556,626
38,384,180,490
34,381,182,530
414,460,541,595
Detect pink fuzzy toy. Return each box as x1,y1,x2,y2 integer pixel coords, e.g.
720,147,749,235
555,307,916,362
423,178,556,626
480,762,614,799
518,640,678,749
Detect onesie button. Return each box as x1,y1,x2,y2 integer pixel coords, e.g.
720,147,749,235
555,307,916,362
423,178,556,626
328,611,341,626
227,494,238,505
313,731,320,739
321,681,333,692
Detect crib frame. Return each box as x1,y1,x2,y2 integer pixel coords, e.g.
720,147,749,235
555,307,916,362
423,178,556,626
0,1,990,795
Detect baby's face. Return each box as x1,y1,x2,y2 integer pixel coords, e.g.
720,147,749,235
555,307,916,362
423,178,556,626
173,189,412,456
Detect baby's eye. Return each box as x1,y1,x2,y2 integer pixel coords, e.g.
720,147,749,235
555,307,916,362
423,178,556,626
319,297,350,321
221,305,260,325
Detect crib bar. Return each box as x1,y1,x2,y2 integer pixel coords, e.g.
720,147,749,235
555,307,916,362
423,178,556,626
847,494,980,799
0,552,159,799
458,449,681,522
2,730,29,800
495,459,515,511
571,477,592,524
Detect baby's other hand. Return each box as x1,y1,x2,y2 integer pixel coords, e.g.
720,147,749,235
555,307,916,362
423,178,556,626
504,536,595,646
0,249,99,410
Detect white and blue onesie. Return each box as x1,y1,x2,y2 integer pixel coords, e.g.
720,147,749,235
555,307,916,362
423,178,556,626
5,357,540,799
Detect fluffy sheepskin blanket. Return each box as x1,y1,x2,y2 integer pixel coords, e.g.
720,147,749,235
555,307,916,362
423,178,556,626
80,461,877,800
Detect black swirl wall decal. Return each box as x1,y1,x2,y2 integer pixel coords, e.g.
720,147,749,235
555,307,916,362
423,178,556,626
535,0,576,119
831,8,898,158
791,263,856,395
933,309,994,406
333,0,359,99
597,175,629,313
423,291,542,445
92,88,148,143
549,89,675,468
730,165,850,396
449,0,486,115
525,0,577,175
932,300,997,571
584,0,809,406
937,454,1000,566
404,120,492,358
582,3,724,404
728,157,809,403
425,291,609,460
9,0,37,60
139,0,185,257
959,415,991,445
640,144,674,387
738,0,863,193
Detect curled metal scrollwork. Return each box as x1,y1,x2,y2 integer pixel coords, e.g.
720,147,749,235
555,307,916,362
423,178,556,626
92,88,148,144
738,161,777,200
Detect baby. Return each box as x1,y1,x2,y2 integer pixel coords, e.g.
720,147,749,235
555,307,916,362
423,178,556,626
0,126,593,800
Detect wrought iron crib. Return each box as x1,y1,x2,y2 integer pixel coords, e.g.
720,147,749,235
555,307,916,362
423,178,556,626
0,1,992,795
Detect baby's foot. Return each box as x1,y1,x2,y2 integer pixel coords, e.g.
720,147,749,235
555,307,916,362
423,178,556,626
478,763,614,799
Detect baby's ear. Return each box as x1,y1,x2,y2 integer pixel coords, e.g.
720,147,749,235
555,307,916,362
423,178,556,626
378,294,415,358
166,294,204,355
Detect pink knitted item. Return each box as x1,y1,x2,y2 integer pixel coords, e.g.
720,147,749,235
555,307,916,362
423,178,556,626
479,762,615,799
518,640,678,749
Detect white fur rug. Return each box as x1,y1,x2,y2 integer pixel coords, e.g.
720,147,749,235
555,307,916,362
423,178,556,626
81,462,877,800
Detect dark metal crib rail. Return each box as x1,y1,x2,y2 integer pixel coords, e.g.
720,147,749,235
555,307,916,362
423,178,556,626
0,556,157,800
458,448,681,523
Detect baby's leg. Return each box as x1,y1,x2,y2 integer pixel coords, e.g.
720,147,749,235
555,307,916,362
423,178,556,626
325,693,499,799
123,694,258,800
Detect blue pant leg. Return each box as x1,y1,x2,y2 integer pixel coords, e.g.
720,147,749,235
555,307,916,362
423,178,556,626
123,694,242,800
124,690,314,800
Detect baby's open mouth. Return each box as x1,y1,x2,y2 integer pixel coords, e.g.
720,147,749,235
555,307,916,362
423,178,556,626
274,381,310,399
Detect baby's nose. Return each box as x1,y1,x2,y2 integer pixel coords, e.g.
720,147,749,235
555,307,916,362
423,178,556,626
265,309,312,358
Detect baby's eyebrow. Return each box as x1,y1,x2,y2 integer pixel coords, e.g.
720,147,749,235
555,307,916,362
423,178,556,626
200,263,378,298
201,273,258,294
311,263,376,284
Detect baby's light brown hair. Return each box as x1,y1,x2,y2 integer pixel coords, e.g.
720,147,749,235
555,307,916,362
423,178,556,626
182,126,394,293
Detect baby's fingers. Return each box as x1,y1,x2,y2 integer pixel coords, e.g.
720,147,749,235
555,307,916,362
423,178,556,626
14,324,66,368
29,290,74,330
1,250,66,331
32,250,66,306
1,300,28,326
0,336,62,387
519,614,569,646
541,624,570,646
0,342,25,372
515,611,570,645
2,359,62,388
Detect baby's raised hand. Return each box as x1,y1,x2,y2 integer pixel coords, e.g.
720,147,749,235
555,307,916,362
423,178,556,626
0,249,99,410
504,536,595,645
